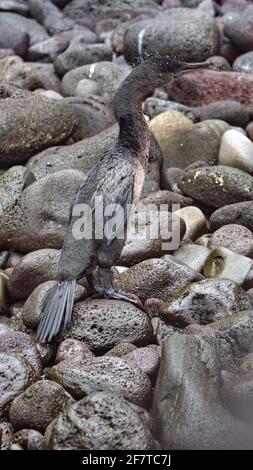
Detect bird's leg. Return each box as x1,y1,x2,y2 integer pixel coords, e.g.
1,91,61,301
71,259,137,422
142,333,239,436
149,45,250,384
98,267,144,309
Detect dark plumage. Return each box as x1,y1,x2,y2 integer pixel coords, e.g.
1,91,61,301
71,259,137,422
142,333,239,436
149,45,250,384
37,57,211,342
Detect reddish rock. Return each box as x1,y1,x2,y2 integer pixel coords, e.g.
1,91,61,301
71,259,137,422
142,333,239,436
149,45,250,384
166,70,253,107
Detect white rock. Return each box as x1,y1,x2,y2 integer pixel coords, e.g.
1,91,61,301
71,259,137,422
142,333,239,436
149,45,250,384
219,129,253,174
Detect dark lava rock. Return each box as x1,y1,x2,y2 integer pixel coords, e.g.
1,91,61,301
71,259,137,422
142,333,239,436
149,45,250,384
0,170,83,253
0,93,77,166
222,370,253,425
210,201,253,232
208,224,253,256
48,391,154,450
69,299,153,353
114,255,203,302
22,281,86,330
13,429,45,450
160,278,251,326
0,328,42,374
0,353,37,418
0,422,12,450
224,5,253,52
123,14,219,64
7,249,61,300
47,355,152,408
153,334,253,449
9,380,74,432
55,40,112,76
186,310,253,370
0,166,35,216
178,165,253,208
0,12,48,46
56,338,94,363
0,25,29,58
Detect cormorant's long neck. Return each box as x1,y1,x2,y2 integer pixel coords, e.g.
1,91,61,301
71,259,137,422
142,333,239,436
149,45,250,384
113,58,179,157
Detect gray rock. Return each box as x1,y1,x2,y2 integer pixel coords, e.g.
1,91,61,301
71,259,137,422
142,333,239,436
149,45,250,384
104,342,137,358
56,338,94,363
0,170,83,253
75,78,100,97
47,355,152,408
123,345,160,379
155,318,182,346
0,93,77,166
186,310,253,370
28,62,61,92
61,61,130,98
160,278,251,326
48,391,154,450
7,249,61,300
0,55,45,90
0,328,42,374
224,5,253,52
208,224,253,256
27,34,70,62
69,299,153,353
239,352,253,373
9,380,74,432
0,166,35,216
174,244,211,272
29,0,85,35
173,206,208,241
0,12,48,46
0,48,14,58
178,165,253,208
222,371,253,425
55,39,112,76
0,25,29,58
22,281,86,330
0,1,29,16
0,422,12,450
144,97,195,121
124,14,219,64
0,353,37,418
13,429,45,450
195,100,249,128
210,201,253,232
233,52,253,74
204,247,252,285
153,334,253,449
114,254,203,302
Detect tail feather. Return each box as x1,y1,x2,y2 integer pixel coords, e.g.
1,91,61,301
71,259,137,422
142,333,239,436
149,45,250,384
37,280,76,343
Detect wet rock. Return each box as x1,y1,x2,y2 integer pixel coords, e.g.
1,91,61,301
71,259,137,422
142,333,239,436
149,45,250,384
0,25,29,58
123,346,160,379
27,34,70,62
0,422,12,450
153,334,253,449
0,93,77,166
160,278,251,326
27,125,118,179
0,170,83,253
173,206,208,241
114,255,203,302
13,429,45,450
178,166,253,208
22,281,86,330
69,299,153,353
9,380,74,432
47,355,152,408
174,244,211,272
61,61,130,99
55,40,112,76
167,69,253,106
0,328,42,374
224,5,253,52
0,353,37,417
7,249,61,300
210,201,253,232
150,112,229,168
56,338,94,363
208,224,253,257
186,310,253,370
104,342,137,358
222,371,253,425
48,391,154,450
124,14,219,64
65,96,115,141
204,247,252,285
0,166,35,216
219,129,253,174
0,12,48,46
233,51,253,74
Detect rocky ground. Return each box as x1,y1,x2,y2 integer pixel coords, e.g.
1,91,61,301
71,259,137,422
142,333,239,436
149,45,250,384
0,0,253,451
